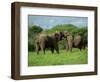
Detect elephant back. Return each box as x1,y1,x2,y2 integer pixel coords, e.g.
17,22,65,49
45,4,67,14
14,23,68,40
37,34,48,43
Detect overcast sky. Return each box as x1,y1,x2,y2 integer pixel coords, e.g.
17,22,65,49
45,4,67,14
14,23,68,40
28,15,88,29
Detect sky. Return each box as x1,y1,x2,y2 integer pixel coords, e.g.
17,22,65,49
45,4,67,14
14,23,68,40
28,15,88,29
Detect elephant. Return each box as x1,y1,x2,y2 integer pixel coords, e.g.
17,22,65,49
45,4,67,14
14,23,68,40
73,33,83,50
64,31,73,52
64,32,86,52
73,33,87,50
36,32,64,54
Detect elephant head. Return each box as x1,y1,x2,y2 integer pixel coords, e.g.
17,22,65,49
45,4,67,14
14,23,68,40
64,31,71,37
54,31,65,41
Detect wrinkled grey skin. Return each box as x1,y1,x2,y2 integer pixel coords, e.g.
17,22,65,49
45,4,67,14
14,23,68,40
73,34,83,50
64,32,73,52
36,32,64,54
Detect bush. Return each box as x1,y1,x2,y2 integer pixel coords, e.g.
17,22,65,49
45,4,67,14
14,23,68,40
58,39,66,50
28,25,43,51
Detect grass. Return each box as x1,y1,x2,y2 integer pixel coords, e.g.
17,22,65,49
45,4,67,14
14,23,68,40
28,48,88,66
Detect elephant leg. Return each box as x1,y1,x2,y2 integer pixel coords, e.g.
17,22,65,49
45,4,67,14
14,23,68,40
82,44,86,49
66,43,69,52
55,45,59,54
70,47,72,52
79,46,82,51
51,47,54,54
78,45,82,51
36,44,40,54
69,44,73,52
40,44,45,54
37,47,40,54
43,48,45,54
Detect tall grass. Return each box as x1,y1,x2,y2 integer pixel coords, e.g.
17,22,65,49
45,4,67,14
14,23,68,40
28,48,88,66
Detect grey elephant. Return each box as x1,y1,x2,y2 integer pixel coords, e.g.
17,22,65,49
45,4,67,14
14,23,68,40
73,34,83,50
64,31,73,52
36,32,64,54
64,32,85,51
73,33,86,50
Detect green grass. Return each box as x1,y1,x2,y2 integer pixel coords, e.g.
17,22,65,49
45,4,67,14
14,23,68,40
28,48,88,66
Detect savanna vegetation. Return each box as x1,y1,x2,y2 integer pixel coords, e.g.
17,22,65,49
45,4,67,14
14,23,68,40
28,24,88,66
28,49,87,66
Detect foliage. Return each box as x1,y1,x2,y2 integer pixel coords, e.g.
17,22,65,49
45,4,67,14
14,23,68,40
58,39,66,49
44,24,77,34
28,25,43,51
